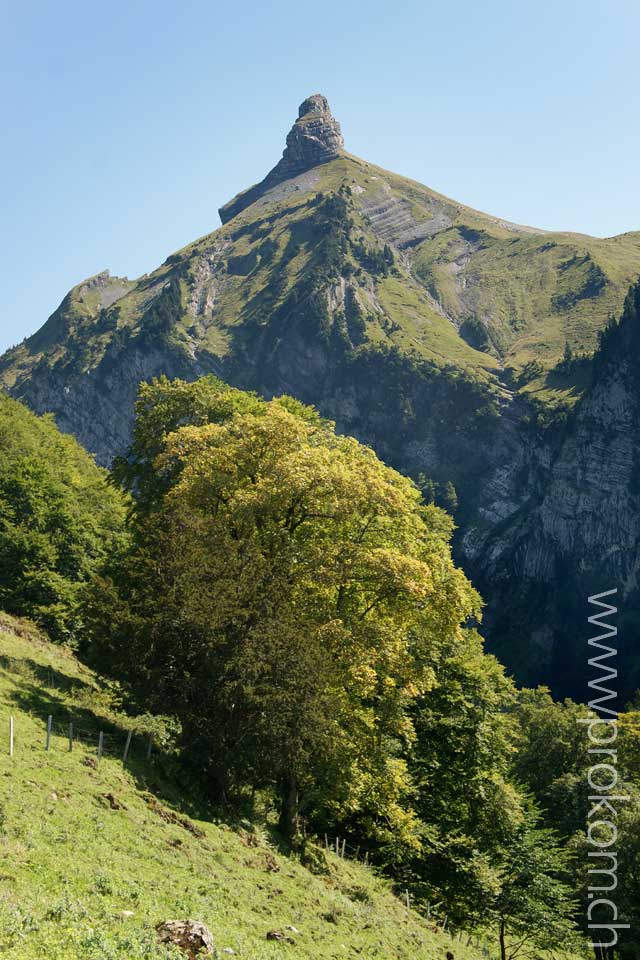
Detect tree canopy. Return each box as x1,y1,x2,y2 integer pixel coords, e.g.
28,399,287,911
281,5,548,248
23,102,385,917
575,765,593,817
89,376,480,846
0,395,127,641
84,375,600,956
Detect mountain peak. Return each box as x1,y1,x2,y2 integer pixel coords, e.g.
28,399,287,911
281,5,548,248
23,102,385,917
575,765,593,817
298,93,332,118
219,94,344,224
280,94,344,174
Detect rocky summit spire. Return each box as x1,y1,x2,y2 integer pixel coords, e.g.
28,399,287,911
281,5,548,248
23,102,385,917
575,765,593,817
278,94,345,175
219,94,345,224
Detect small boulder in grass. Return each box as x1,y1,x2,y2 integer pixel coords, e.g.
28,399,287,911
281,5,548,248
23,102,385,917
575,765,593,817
266,929,295,944
156,919,216,957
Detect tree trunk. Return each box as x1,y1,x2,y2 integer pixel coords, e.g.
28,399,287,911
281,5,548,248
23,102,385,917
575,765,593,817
278,772,299,847
499,919,507,960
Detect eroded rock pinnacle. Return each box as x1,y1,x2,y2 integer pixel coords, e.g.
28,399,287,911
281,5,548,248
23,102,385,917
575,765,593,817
219,94,345,223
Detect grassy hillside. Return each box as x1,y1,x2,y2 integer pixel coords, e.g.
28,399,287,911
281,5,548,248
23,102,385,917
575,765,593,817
0,613,504,960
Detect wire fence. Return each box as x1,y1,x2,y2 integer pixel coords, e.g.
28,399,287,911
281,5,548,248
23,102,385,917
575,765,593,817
2,712,155,764
3,712,504,957
319,828,498,956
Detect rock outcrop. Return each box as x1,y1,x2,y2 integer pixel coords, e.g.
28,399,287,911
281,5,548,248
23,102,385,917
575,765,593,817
156,919,216,957
219,94,344,223
278,94,344,175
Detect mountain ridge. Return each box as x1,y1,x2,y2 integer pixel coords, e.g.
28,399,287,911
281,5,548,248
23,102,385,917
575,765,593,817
2,93,639,696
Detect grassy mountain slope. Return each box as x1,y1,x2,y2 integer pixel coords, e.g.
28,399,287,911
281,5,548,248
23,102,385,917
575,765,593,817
0,613,501,960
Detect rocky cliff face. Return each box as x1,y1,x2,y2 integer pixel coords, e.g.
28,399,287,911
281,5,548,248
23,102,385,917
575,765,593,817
219,94,344,224
465,286,640,697
2,94,639,697
280,94,345,172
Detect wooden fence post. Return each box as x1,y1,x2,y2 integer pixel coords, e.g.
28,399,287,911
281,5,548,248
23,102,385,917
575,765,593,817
441,915,448,933
46,715,52,752
335,836,339,856
68,722,73,752
9,717,14,757
324,833,329,851
97,731,104,762
123,729,133,762
341,838,346,858
405,889,410,910
146,734,154,760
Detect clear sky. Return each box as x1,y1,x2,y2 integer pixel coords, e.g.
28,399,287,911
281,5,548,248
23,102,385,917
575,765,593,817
1,0,638,355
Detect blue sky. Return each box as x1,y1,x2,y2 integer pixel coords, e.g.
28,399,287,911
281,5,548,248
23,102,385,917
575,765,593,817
1,0,638,354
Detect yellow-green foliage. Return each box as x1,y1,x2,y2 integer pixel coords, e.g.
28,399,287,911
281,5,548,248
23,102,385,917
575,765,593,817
0,396,127,641
94,382,481,853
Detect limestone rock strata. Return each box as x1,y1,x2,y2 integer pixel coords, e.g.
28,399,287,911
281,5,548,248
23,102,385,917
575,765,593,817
219,94,344,223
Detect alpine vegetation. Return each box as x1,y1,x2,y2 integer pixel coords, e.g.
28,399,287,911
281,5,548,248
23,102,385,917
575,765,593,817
1,87,639,960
